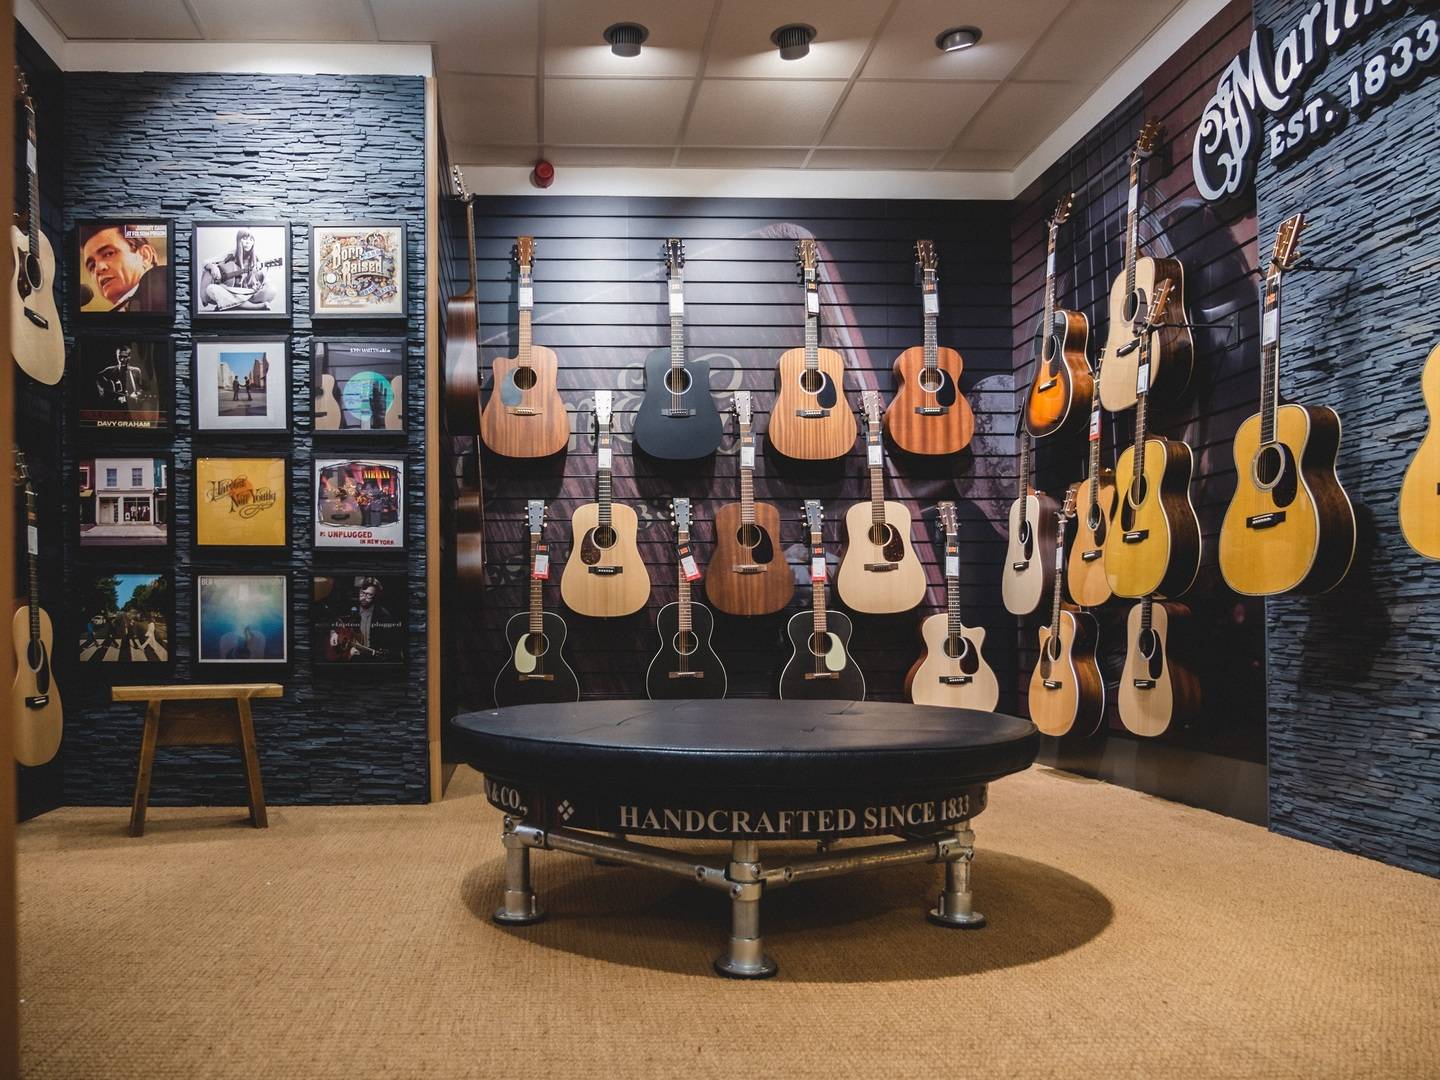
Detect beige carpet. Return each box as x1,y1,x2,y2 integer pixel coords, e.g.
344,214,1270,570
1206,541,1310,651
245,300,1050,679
15,765,1440,1079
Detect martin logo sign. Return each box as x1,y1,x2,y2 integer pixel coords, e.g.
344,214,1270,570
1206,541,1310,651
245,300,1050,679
1194,0,1439,201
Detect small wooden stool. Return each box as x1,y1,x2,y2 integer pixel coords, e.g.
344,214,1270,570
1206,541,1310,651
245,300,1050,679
113,683,283,837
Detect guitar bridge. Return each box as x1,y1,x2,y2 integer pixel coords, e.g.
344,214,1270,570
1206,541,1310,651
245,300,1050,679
795,409,830,418
733,564,764,574
662,408,696,418
668,671,705,680
863,562,897,572
1081,550,1102,561
507,407,540,416
1246,511,1286,529
939,675,972,685
803,672,839,681
1132,678,1156,689
24,308,48,329
1037,378,1057,392
1042,679,1061,690
914,406,948,416
1011,560,1029,571
25,694,49,708
518,674,556,682
1122,530,1149,543
588,566,622,575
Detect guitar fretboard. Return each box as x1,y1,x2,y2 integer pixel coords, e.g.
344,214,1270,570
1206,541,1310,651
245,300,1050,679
596,425,613,528
945,547,963,643
738,427,756,526
517,269,534,368
1040,227,1058,368
1017,431,1032,504
528,534,544,634
26,489,39,645
803,280,820,372
1260,275,1282,445
922,272,939,371
1123,157,1141,303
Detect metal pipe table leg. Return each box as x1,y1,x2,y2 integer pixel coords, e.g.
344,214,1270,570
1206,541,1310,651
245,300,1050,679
927,820,986,929
712,840,777,979
494,818,546,926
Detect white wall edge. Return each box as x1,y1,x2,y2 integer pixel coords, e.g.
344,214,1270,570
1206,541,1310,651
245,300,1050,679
15,0,66,65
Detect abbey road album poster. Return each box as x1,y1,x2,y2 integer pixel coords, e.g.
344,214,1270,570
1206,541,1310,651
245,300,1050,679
314,458,404,549
75,219,174,318
192,221,290,319
310,223,406,318
313,338,406,434
196,573,288,664
78,570,172,665
74,337,173,432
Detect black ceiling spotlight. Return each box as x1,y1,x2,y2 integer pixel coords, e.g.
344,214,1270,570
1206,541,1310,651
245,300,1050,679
771,23,817,61
603,22,649,58
936,26,982,52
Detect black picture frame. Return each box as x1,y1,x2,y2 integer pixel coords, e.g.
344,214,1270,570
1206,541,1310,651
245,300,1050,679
73,218,176,322
194,571,291,667
191,220,292,321
310,572,407,669
75,568,176,676
76,452,175,553
313,456,406,551
191,335,292,436
193,454,292,552
309,222,407,320
312,337,407,435
73,334,175,435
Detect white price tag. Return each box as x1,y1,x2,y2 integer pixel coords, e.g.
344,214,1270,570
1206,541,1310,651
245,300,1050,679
1089,407,1101,442
26,141,36,171
518,285,534,310
945,554,959,577
811,557,828,582
27,525,37,556
1046,249,1055,275
597,448,612,471
1054,543,1065,573
669,289,684,317
680,554,701,582
532,551,550,580
923,291,939,315
1136,362,1151,396
867,443,883,467
1127,182,1139,216
806,289,819,315
740,445,755,469
1262,307,1279,346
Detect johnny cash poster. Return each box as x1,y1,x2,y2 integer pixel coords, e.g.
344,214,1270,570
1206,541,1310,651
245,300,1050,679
310,223,406,318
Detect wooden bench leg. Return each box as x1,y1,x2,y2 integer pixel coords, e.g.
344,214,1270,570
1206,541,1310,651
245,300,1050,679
129,701,161,837
236,699,268,829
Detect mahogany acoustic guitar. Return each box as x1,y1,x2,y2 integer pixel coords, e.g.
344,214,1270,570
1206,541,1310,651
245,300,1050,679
479,236,570,458
493,500,580,706
1117,596,1199,738
646,498,727,699
778,500,865,702
1218,213,1356,595
10,70,63,386
1399,342,1440,559
1066,351,1117,607
767,239,857,461
885,240,974,455
1001,431,1058,616
12,451,62,766
1028,491,1104,739
1024,194,1092,439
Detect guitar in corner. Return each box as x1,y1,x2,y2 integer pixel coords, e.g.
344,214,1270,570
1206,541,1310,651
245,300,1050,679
779,500,865,702
1098,121,1193,412
1104,278,1201,599
707,391,794,616
836,391,926,614
1001,431,1058,616
494,500,579,706
1399,342,1440,559
1028,491,1104,739
767,239,857,461
1024,194,1091,439
1117,596,1199,738
1067,352,1117,607
479,236,570,458
906,502,999,712
12,451,62,766
10,70,64,386
560,391,651,617
885,240,974,455
633,239,723,460
443,165,481,437
647,498,727,699
1218,213,1356,595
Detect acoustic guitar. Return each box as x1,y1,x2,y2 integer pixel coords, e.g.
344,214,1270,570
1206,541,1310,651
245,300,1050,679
12,451,62,766
885,240,974,455
1001,431,1058,616
559,391,650,617
1104,278,1201,599
1066,352,1117,607
1117,596,1199,738
767,239,857,461
706,391,794,616
443,166,481,436
1218,213,1356,595
779,500,865,701
494,500,580,706
836,391,926,614
1028,491,1104,739
633,239,723,460
10,70,63,386
905,501,999,712
1098,121,1194,412
1399,342,1440,559
479,236,569,458
646,498,727,699
1024,194,1092,439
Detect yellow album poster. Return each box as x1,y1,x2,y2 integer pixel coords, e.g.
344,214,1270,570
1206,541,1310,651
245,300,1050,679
195,456,287,547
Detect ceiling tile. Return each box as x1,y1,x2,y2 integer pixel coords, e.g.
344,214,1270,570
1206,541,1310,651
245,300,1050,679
685,80,845,146
704,0,888,79
448,144,543,167
822,80,996,149
933,146,1025,171
860,0,1066,81
954,81,1087,150
440,74,537,148
1011,0,1177,83
806,148,940,169
544,0,714,78
36,0,202,39
372,0,538,75
544,147,677,166
187,0,376,40
545,79,691,145
675,148,810,168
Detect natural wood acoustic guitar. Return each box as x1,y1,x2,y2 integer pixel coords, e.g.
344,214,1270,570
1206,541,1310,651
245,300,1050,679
12,451,62,766
443,168,485,588
885,240,974,455
767,239,857,461
779,501,865,701
1399,342,1440,559
1218,213,1356,595
1001,431,1058,616
646,498,727,699
1067,351,1117,606
836,391,926,614
1024,194,1092,439
10,70,63,386
1028,491,1104,739
1117,596,1199,737
493,500,579,706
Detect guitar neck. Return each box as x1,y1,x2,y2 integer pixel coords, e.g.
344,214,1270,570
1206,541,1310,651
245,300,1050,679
1260,272,1282,443
921,271,939,369
596,429,613,527
945,548,962,640
1131,338,1151,503
1017,432,1032,503
1048,533,1065,643
676,534,693,631
26,491,39,643
24,102,39,254
464,201,478,296
528,533,544,633
517,270,534,367
868,432,885,524
1123,157,1141,298
1087,395,1103,501
804,286,820,371
1139,594,1154,634
1041,228,1058,362
811,571,827,635
738,428,756,525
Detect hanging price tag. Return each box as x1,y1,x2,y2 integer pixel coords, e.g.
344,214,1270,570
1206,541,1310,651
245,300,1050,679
27,525,38,556
532,543,550,580
597,447,612,471
810,545,827,582
806,288,819,315
518,285,534,310
1127,182,1139,216
740,444,755,469
669,288,684,317
1136,361,1151,396
26,141,36,171
945,552,959,577
1089,406,1102,442
923,290,939,315
678,543,701,582
1261,307,1279,347
1054,542,1065,573
867,443,883,467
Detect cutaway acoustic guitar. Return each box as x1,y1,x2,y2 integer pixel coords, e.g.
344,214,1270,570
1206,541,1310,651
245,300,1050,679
1028,490,1104,739
1024,194,1091,439
1001,431,1058,616
779,501,865,702
10,70,63,386
12,451,62,766
1399,342,1440,559
647,498,727,699
494,500,579,706
1117,596,1199,738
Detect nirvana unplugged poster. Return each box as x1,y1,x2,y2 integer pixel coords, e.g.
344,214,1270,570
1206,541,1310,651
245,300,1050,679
314,458,405,548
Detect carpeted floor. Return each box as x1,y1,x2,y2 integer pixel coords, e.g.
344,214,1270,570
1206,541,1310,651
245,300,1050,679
15,765,1440,1078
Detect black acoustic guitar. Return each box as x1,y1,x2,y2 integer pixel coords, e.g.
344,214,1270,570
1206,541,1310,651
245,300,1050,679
779,500,865,702
493,499,579,706
633,238,723,460
646,497,727,699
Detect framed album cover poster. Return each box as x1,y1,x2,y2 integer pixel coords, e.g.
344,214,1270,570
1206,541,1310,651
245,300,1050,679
74,336,173,433
77,569,172,666
75,219,175,319
196,573,288,664
77,455,172,549
192,221,290,320
310,223,406,318
313,338,406,434
312,573,406,666
314,458,404,549
193,337,289,434
195,456,288,549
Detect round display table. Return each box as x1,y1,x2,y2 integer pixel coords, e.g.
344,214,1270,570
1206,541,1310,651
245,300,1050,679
450,699,1039,979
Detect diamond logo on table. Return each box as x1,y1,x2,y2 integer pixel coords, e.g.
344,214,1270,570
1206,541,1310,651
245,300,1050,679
557,800,574,821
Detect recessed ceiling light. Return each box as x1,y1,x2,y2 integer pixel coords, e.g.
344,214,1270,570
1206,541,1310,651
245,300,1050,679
936,26,982,52
771,23,817,61
603,22,649,58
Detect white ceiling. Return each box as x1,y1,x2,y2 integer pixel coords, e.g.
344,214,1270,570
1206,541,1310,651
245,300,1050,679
29,0,1191,175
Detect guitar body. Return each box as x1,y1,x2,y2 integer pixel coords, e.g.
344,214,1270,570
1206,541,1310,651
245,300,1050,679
1001,492,1058,616
1028,610,1104,739
1117,601,1200,738
645,602,727,699
835,500,926,614
10,225,64,385
1024,310,1091,439
767,347,857,460
1106,437,1201,598
480,348,569,458
706,500,794,616
1400,343,1440,560
1219,404,1356,595
560,502,651,617
1098,256,1194,411
632,348,723,460
315,372,343,430
12,605,62,766
1067,473,1117,607
778,610,865,702
885,346,973,454
386,376,403,430
443,290,481,435
905,616,999,712
493,610,580,706
455,479,485,592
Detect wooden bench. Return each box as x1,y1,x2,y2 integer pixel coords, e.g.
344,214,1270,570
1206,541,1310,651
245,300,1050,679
112,684,283,837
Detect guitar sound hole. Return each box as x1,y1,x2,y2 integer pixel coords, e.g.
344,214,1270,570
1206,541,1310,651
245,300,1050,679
808,632,830,658
1087,502,1103,532
26,640,44,671
917,368,944,394
524,633,549,658
799,369,825,393
592,526,617,549
867,522,890,545
1255,443,1285,487
24,253,42,289
1018,521,1034,561
664,368,690,395
512,366,537,391
1138,628,1158,660
1123,289,1147,326
672,631,696,657
1047,636,1063,661
1127,474,1150,508
943,635,970,662
736,524,761,549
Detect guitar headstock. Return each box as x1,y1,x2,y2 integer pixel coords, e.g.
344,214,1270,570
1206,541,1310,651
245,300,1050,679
513,236,535,275
664,238,685,276
1269,213,1306,276
803,499,824,542
938,500,958,542
1049,193,1074,231
450,165,472,203
594,389,613,433
733,390,753,428
1059,486,1077,523
915,239,937,277
1134,119,1161,162
796,238,819,286
671,496,692,538
526,499,546,537
861,390,883,437
1144,278,1173,330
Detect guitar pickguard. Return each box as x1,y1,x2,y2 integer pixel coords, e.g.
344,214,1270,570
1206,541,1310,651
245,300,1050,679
513,634,538,674
809,371,838,409
930,369,958,407
579,528,601,565
879,523,905,564
742,525,775,565
822,632,846,672
500,367,525,407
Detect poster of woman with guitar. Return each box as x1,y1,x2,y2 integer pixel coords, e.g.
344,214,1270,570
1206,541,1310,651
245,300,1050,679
192,221,289,318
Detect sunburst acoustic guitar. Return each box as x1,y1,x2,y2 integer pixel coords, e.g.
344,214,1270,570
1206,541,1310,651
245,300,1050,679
1399,342,1440,560
1028,490,1104,739
1024,194,1091,439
